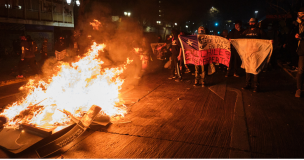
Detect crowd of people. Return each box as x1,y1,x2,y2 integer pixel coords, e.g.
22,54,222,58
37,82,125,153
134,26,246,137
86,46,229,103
8,7,304,98
157,7,304,98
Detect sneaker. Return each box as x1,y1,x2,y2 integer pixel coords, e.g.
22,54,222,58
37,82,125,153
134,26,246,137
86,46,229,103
168,76,176,79
253,86,260,93
295,89,301,98
16,75,24,79
234,73,239,77
242,84,251,90
193,80,200,86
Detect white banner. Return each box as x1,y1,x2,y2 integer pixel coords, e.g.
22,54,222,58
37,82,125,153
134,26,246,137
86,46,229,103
231,39,273,74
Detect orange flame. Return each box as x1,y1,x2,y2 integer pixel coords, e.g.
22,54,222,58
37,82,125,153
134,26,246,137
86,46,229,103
90,19,101,30
0,42,131,129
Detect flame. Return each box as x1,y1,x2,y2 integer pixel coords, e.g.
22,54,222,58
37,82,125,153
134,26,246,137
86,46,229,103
134,48,140,53
1,42,131,129
90,19,101,30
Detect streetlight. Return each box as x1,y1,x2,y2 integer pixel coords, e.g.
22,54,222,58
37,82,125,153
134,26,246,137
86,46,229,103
175,23,177,26
255,11,258,18
66,0,80,6
186,25,188,28
66,0,72,5
215,22,218,26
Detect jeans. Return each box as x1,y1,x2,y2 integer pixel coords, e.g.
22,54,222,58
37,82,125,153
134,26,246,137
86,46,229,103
246,73,260,86
195,65,209,84
297,56,304,90
171,53,179,77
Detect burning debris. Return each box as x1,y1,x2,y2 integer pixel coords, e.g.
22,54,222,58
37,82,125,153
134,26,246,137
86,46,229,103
0,41,132,130
0,18,135,157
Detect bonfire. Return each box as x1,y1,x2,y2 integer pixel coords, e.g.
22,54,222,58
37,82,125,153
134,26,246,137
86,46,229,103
0,42,131,130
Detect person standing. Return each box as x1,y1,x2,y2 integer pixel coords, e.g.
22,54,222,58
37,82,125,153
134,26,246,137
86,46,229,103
226,20,244,77
55,36,67,61
241,18,268,92
40,38,48,64
195,26,210,87
169,30,182,81
295,7,304,97
17,35,38,78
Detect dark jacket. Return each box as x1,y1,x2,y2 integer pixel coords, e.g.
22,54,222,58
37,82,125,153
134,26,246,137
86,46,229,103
242,27,268,39
55,40,66,52
171,35,180,55
297,22,304,56
21,40,37,59
228,28,244,39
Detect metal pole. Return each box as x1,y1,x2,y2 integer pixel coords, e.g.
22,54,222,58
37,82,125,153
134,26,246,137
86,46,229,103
23,0,26,19
38,0,41,21
71,1,74,24
51,0,53,21
7,0,10,18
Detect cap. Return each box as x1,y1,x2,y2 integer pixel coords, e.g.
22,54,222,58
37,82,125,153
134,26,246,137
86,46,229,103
249,18,257,23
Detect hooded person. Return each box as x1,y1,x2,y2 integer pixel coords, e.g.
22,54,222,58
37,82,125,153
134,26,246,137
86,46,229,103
295,7,304,97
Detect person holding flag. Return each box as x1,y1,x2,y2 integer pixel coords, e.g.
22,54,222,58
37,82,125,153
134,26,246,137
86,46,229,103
194,26,211,87
236,18,269,92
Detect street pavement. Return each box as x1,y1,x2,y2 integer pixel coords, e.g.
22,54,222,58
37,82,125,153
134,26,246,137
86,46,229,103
0,61,304,158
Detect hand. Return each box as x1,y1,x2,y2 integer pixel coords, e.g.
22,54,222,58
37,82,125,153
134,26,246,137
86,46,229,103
21,59,24,61
295,33,300,39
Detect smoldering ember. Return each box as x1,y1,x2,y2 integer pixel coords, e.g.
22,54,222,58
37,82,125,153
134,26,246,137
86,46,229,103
0,0,304,159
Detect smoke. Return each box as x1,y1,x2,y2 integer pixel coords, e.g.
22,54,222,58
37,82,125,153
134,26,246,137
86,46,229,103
40,1,165,86
73,1,162,85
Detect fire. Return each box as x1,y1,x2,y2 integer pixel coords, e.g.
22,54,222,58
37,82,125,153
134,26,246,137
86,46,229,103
0,42,131,129
134,48,140,53
90,19,101,30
